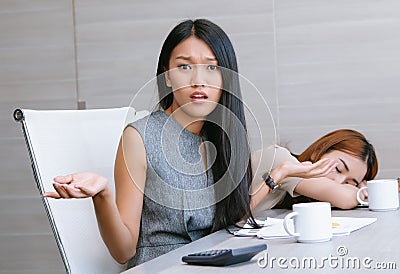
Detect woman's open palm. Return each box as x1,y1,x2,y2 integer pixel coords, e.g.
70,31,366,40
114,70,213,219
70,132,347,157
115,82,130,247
43,172,108,199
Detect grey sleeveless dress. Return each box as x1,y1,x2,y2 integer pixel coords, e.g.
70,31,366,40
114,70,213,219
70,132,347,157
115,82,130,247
127,110,215,267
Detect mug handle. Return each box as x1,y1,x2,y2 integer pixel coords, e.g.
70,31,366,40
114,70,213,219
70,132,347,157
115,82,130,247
356,186,368,205
283,212,300,237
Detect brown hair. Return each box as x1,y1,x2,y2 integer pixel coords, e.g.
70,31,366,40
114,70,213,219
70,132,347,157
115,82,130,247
296,129,378,181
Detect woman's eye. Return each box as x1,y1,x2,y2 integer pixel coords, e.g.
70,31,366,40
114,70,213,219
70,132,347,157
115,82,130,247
208,65,218,71
345,181,357,187
178,64,191,70
335,167,342,174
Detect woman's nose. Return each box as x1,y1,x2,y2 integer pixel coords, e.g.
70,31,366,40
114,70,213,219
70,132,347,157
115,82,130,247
191,65,206,86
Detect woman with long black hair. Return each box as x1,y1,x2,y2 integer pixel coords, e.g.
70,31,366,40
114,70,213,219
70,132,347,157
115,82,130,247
44,19,333,268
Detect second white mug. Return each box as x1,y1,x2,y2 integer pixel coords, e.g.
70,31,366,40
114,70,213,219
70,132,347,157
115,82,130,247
357,179,399,211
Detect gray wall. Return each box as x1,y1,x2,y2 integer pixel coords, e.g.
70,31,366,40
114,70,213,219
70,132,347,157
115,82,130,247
1,0,399,272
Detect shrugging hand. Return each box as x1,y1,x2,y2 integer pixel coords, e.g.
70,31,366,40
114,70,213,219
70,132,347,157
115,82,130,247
43,172,109,199
277,158,338,180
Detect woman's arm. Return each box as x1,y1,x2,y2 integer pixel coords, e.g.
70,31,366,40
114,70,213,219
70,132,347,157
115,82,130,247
250,159,337,210
98,126,147,263
249,164,282,210
294,178,359,209
44,126,147,264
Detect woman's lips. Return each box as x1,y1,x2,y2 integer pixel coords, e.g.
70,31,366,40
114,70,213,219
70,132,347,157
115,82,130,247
190,91,208,102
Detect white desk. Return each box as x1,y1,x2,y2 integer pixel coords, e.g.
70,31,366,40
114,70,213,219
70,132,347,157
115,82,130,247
124,207,399,273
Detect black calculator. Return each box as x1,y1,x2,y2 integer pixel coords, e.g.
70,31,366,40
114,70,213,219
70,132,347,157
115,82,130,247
181,243,267,266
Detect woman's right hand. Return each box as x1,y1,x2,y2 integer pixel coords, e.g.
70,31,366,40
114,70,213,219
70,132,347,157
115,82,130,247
43,172,110,199
275,158,338,181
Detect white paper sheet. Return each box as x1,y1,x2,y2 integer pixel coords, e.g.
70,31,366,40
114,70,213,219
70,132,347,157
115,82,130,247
234,217,377,239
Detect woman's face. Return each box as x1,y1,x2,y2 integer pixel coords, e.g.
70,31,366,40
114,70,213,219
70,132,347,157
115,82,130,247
165,36,223,119
321,150,368,187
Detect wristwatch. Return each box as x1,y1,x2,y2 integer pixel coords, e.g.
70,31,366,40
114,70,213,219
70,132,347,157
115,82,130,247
262,171,280,193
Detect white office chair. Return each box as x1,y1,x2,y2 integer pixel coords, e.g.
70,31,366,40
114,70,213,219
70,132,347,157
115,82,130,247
14,107,149,274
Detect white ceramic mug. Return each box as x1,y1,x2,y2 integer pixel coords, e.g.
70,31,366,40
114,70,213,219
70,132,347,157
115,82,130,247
283,202,332,243
357,179,399,211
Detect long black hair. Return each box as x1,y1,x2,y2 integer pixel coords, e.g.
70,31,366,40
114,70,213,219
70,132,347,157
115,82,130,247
156,19,257,231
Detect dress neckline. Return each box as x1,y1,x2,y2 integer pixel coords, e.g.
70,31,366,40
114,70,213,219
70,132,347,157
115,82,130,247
157,110,205,142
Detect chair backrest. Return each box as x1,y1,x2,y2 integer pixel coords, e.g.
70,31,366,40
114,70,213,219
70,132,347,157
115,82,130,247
14,107,149,274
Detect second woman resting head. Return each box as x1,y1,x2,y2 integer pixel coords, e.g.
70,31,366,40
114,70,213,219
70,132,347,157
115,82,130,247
251,129,379,212
296,128,378,186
